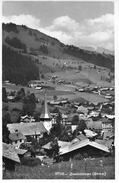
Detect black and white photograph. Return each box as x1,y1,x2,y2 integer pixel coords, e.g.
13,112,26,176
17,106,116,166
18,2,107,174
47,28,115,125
2,0,116,180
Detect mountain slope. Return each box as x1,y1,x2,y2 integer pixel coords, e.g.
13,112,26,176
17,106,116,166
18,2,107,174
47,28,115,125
2,45,39,85
96,47,114,55
2,23,114,72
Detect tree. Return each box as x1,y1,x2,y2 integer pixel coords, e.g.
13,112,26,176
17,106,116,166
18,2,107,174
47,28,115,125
78,65,82,71
22,93,36,116
77,119,87,132
94,65,96,69
15,88,25,101
2,113,11,143
53,95,57,101
29,30,32,36
41,74,45,79
72,115,79,125
50,138,60,161
11,108,21,123
50,113,62,138
2,87,7,102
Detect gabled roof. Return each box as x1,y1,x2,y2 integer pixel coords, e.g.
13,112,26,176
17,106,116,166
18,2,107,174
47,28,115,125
60,139,110,155
100,117,112,123
42,140,71,150
2,142,20,163
7,122,47,136
15,148,28,155
84,129,98,137
9,132,25,141
77,106,88,113
86,121,102,130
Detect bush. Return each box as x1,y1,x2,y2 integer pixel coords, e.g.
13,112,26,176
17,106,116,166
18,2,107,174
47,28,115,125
21,157,42,167
73,153,83,160
83,153,88,159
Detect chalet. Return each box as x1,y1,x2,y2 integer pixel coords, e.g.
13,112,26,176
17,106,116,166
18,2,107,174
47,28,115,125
7,122,47,140
28,80,44,88
61,114,68,125
20,115,35,123
77,106,88,114
3,142,20,171
100,117,113,130
59,139,110,161
86,120,102,133
9,131,26,148
7,95,15,101
42,140,71,157
4,80,10,84
35,86,42,90
101,129,114,140
49,101,61,105
84,129,98,138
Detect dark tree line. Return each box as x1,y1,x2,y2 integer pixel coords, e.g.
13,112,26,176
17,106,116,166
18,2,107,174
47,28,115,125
39,45,48,54
5,37,27,50
63,45,114,71
2,23,19,33
2,45,39,85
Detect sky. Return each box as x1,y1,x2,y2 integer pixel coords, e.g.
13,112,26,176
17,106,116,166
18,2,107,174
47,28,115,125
2,1,115,51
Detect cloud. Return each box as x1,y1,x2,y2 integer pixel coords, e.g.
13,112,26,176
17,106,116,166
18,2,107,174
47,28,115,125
87,14,114,28
49,16,80,35
2,14,114,50
2,14,40,29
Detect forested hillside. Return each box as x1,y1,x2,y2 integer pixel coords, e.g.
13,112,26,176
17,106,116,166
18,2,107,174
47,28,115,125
63,45,114,72
2,45,39,85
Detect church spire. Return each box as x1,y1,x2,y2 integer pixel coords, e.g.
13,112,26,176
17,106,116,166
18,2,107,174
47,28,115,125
40,90,51,120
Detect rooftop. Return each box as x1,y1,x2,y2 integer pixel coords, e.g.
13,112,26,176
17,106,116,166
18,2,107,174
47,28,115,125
7,122,47,136
3,142,20,163
60,139,110,155
9,132,25,141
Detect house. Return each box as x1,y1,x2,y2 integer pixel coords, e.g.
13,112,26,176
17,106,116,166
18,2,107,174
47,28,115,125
59,139,110,161
77,106,88,114
62,114,68,125
84,129,98,138
9,131,26,148
7,122,47,140
42,140,71,157
3,142,20,171
7,95,15,102
20,115,35,123
28,80,44,88
15,148,28,160
86,120,102,135
100,117,113,130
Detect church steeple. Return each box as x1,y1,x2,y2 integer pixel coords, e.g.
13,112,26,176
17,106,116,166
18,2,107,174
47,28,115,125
40,91,51,120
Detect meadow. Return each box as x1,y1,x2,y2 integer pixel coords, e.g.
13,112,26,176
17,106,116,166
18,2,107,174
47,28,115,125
3,157,115,179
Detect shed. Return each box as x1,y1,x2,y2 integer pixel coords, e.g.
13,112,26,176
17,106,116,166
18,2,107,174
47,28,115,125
3,142,20,171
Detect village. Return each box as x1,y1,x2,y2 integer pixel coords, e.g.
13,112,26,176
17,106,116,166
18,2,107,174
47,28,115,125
2,78,115,178
2,2,115,178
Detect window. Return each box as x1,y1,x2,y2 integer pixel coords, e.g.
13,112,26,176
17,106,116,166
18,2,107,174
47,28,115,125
20,139,22,142
15,140,17,144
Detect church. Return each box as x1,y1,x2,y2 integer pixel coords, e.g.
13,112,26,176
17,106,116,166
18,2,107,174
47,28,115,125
40,92,53,132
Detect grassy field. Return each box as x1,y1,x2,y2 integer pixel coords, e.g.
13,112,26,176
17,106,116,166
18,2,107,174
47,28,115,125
3,157,115,179
3,82,108,103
